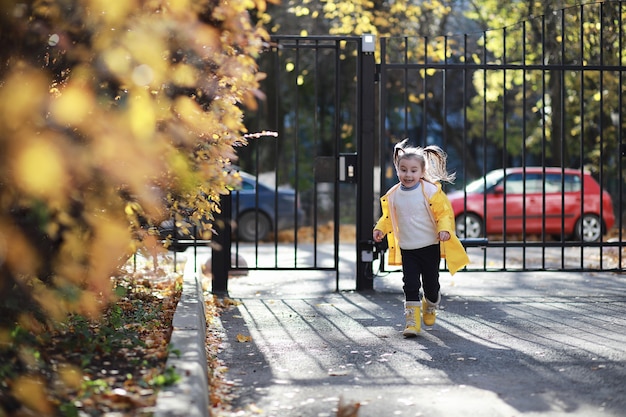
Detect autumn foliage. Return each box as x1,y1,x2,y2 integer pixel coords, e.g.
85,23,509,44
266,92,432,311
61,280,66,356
0,0,276,413
0,0,273,327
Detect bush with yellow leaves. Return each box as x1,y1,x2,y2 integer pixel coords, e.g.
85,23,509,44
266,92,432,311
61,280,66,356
0,0,274,346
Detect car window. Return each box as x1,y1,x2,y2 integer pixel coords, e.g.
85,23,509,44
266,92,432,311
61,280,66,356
466,169,504,193
466,169,581,194
543,173,582,192
524,173,544,193
240,179,255,191
502,173,525,194
544,173,561,192
563,174,581,192
501,173,544,194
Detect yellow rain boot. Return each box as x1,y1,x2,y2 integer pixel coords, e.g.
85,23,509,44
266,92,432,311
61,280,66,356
403,301,421,337
422,294,440,327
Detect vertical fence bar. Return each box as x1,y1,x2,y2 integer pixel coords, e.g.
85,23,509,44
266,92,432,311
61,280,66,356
442,36,448,149
502,27,509,269
560,7,568,268
291,39,301,267
541,15,544,268
619,1,624,268
312,39,320,267
481,31,488,254
212,192,231,295
273,40,281,267
404,37,410,138
356,34,376,291
378,37,388,240
521,22,528,270
578,4,585,268
422,37,428,146
599,2,605,268
461,34,469,239
333,39,341,289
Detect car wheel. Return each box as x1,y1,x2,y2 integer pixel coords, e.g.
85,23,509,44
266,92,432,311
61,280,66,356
574,214,602,242
455,213,483,239
237,211,271,242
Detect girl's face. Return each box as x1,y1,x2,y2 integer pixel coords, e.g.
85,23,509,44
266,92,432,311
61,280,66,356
396,156,424,188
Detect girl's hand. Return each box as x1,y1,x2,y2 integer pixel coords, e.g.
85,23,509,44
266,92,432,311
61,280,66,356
373,229,384,242
439,231,450,241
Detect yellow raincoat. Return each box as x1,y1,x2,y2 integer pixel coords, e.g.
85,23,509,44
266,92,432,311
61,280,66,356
374,180,470,275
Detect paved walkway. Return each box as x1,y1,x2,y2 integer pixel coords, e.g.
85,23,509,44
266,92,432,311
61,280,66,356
214,267,626,417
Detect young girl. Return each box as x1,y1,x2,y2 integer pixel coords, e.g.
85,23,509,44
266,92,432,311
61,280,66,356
373,139,469,337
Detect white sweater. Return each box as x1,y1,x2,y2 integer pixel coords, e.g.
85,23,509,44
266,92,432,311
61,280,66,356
392,183,439,250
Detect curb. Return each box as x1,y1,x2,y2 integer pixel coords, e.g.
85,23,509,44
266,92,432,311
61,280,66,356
154,256,210,417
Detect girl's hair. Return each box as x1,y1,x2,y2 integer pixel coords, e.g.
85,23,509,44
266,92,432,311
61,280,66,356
393,138,456,183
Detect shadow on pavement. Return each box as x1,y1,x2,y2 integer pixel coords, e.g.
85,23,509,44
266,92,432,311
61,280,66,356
215,270,626,416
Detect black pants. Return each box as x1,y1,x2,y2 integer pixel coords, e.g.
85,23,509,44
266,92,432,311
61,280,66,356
400,244,441,302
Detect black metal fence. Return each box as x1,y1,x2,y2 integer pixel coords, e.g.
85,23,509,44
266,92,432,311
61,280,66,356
180,3,626,291
228,36,367,289
376,1,626,272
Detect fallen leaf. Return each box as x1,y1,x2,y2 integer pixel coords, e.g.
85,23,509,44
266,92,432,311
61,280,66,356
236,333,252,343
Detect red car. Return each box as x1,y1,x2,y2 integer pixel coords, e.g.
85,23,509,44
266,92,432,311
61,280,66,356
448,167,615,242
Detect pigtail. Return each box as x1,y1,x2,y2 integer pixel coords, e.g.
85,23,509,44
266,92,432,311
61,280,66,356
422,145,456,183
393,138,410,168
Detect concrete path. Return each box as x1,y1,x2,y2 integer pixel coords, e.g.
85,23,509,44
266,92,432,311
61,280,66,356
214,267,626,417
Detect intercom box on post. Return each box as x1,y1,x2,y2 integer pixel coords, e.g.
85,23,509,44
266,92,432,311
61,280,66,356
338,153,357,183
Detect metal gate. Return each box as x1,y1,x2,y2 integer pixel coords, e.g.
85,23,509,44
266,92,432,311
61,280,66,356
206,2,626,292
214,35,375,291
376,1,625,273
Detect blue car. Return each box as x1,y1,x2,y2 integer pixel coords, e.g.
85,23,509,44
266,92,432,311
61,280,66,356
231,170,304,242
158,170,304,248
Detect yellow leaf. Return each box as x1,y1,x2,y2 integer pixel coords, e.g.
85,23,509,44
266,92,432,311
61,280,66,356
129,90,156,140
167,0,192,14
49,83,94,125
58,364,84,390
593,91,601,102
13,136,68,199
101,46,132,77
0,68,48,131
172,64,199,87
236,333,252,343
87,0,137,24
12,376,53,414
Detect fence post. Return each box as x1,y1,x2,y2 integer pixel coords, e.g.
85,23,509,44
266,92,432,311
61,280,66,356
356,34,376,291
212,191,231,294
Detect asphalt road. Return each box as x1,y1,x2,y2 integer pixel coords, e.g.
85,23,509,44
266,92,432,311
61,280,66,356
208,262,626,417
